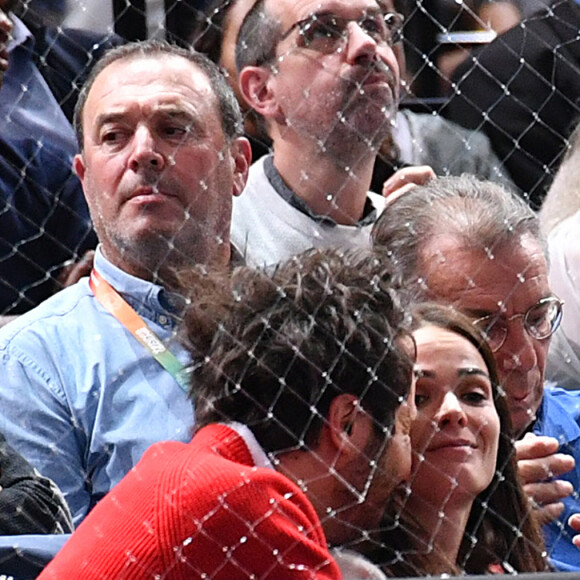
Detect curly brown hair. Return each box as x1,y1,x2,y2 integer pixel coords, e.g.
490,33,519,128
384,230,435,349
180,247,415,454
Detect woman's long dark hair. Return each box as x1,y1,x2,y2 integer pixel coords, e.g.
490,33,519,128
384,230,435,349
375,302,548,576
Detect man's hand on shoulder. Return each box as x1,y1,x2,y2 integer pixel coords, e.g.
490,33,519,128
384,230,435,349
382,166,435,204
516,432,575,526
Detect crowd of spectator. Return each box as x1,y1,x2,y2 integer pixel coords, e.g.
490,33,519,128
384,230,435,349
1,0,580,577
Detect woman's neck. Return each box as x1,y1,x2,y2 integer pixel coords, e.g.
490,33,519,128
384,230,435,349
402,492,473,574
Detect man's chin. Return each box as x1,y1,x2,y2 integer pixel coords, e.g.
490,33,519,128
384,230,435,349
341,114,394,153
510,403,540,436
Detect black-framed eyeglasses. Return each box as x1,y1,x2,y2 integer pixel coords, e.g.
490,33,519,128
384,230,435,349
472,296,563,353
279,11,404,54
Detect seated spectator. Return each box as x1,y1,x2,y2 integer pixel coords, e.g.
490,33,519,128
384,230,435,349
443,0,580,208
39,248,415,579
0,40,251,525
371,174,580,570
0,1,121,316
374,303,548,574
228,0,405,269
192,0,512,197
0,431,72,535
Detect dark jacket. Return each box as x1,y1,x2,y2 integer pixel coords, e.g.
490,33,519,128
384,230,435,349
26,21,123,123
443,0,580,209
0,431,72,534
0,22,122,315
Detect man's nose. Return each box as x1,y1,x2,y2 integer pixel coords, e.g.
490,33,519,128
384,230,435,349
128,126,164,172
344,21,381,65
498,319,537,374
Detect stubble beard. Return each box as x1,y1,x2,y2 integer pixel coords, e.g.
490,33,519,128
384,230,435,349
97,214,197,289
314,83,397,165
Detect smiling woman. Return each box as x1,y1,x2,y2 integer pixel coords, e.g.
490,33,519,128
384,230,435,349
411,321,500,509
372,302,548,576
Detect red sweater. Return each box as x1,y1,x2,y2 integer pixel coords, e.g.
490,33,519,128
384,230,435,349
40,424,341,579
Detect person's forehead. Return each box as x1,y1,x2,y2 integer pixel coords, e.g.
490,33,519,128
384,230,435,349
414,326,486,371
421,234,551,316
86,55,215,118
271,0,381,22
105,54,208,85
397,332,417,365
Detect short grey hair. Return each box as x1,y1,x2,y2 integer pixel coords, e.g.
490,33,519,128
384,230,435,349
371,174,546,296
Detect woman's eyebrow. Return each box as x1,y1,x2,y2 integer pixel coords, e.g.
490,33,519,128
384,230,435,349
458,367,490,379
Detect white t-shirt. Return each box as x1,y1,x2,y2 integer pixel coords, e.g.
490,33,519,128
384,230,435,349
232,155,386,269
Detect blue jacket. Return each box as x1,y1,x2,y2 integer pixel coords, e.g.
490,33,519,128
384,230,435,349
535,386,580,571
0,248,194,526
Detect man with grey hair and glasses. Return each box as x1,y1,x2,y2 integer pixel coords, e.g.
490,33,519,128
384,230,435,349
372,173,580,571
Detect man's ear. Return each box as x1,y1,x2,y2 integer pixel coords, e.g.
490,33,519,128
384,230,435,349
327,394,371,457
73,153,86,182
229,137,252,197
239,65,281,120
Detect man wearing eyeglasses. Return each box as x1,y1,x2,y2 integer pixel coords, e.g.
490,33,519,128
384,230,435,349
228,0,418,268
372,174,580,571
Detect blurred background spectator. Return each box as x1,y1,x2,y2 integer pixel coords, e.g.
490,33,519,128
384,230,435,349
539,120,580,389
442,0,580,208
57,0,209,44
0,1,119,317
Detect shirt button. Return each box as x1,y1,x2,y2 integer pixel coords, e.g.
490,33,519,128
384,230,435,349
158,315,168,326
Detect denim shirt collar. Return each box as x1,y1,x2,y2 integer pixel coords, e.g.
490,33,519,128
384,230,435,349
93,245,187,326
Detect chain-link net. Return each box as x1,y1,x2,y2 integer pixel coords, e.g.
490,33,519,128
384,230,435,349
0,0,578,577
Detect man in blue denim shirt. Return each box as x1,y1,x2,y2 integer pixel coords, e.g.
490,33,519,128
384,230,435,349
0,40,251,525
533,386,580,570
372,175,580,571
